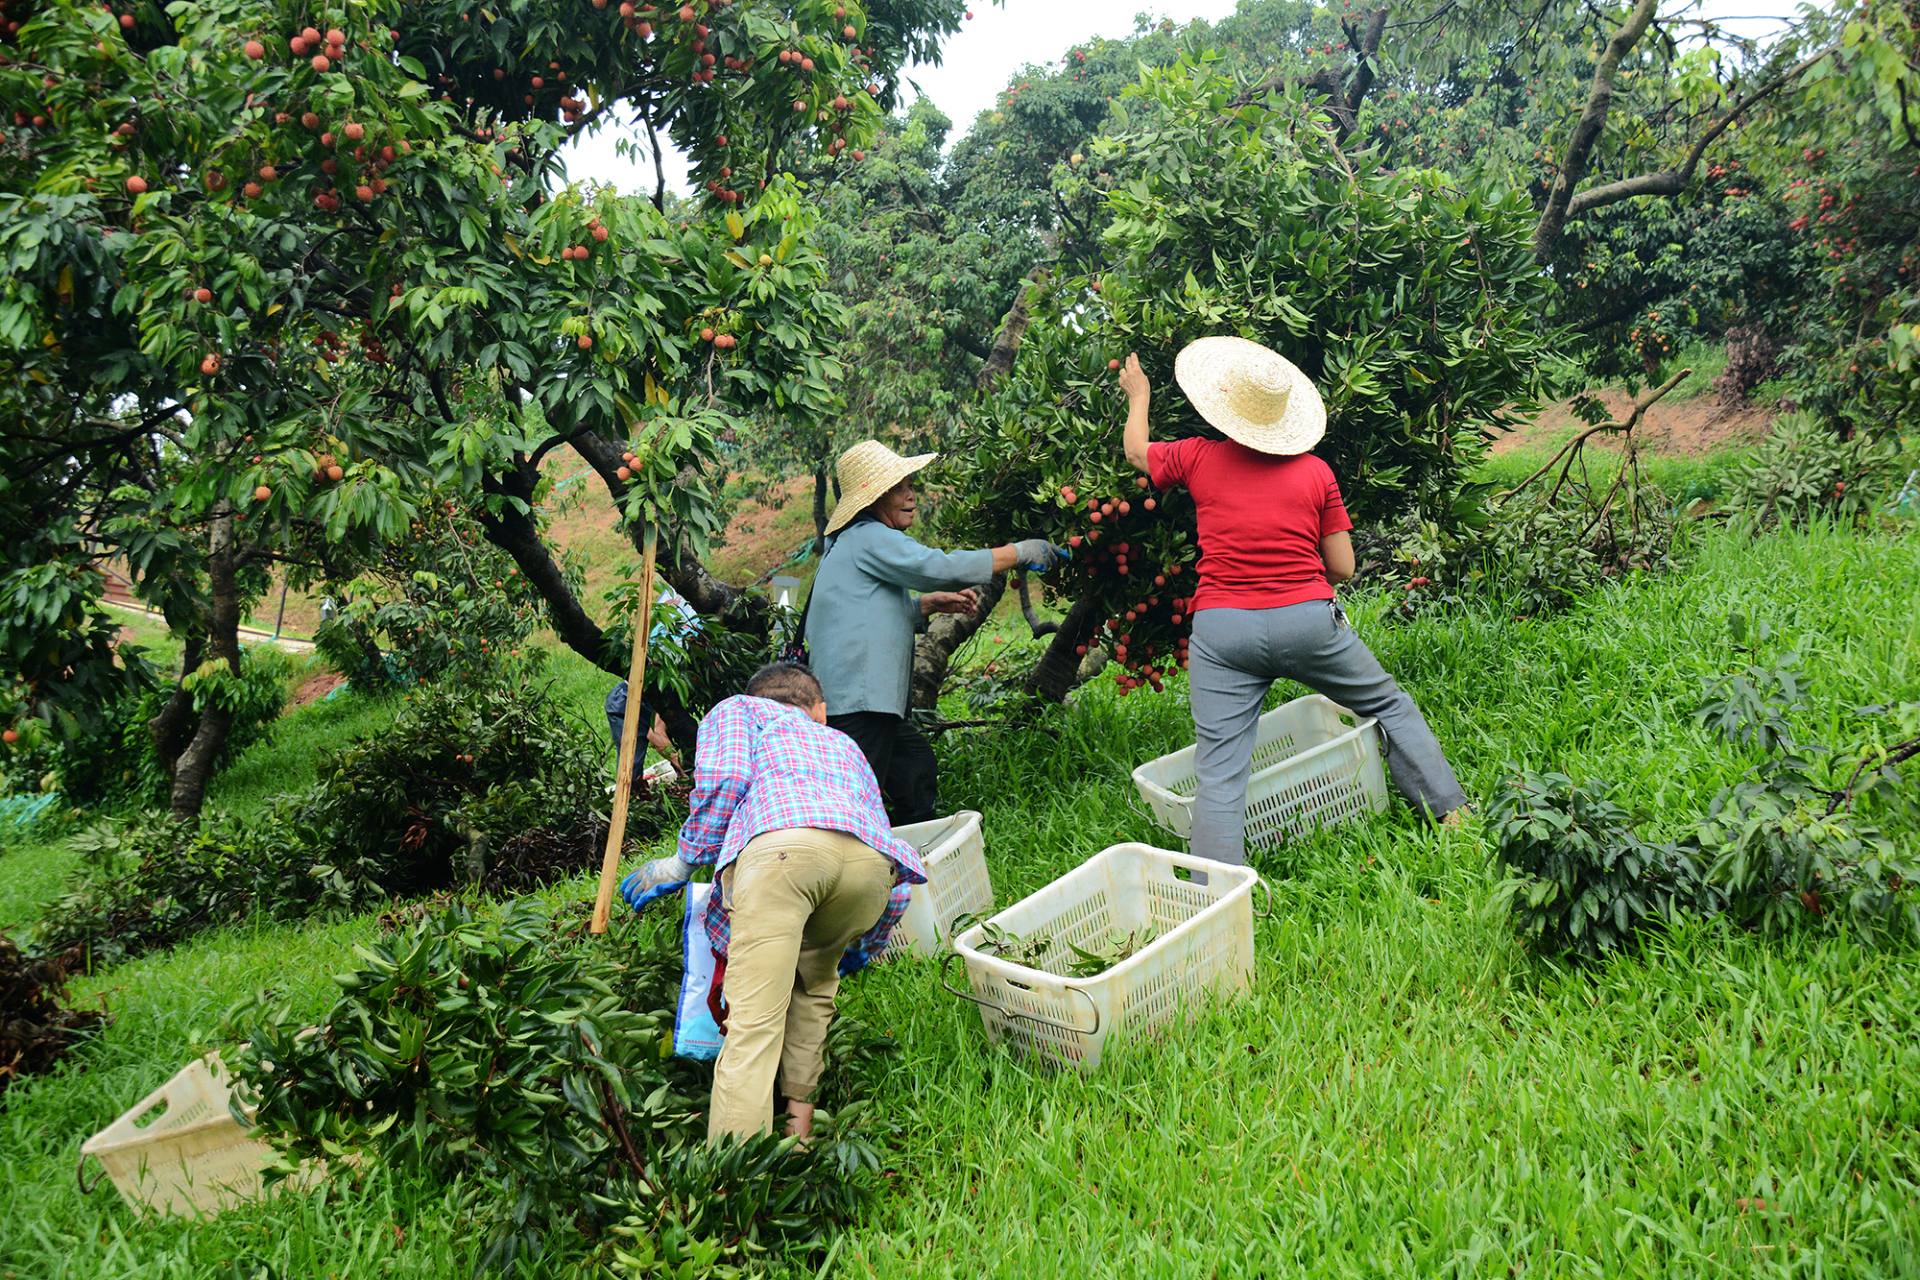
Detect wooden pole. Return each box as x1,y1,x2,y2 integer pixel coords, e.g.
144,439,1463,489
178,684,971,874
591,525,658,934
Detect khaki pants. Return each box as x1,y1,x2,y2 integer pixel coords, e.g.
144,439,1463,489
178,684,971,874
707,827,893,1143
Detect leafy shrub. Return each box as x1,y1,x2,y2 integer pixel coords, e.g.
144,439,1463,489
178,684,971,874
1378,489,1676,622
313,503,548,690
1489,772,1717,961
1491,620,1920,960
55,645,293,809
34,662,666,968
0,930,105,1098
229,901,892,1274
1723,412,1906,533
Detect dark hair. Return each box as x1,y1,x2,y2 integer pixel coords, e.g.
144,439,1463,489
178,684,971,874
745,661,824,710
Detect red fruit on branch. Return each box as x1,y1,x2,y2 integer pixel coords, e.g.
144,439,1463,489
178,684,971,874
1108,358,1120,370
326,464,344,482
311,54,330,71
616,464,632,480
194,286,212,303
344,121,364,141
577,333,593,349
244,39,265,58
252,483,271,501
124,175,147,194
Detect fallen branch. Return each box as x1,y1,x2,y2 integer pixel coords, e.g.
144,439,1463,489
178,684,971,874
1496,368,1689,504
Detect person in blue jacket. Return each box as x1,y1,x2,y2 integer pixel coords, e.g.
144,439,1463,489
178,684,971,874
804,440,1059,824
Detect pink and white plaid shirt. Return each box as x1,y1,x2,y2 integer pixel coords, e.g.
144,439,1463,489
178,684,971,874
676,694,926,961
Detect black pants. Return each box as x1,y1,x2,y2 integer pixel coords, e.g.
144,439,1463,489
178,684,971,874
828,711,938,826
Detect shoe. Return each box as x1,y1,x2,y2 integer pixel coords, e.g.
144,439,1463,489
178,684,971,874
621,855,691,913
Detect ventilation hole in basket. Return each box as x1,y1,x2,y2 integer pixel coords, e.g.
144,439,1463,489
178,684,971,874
132,1099,173,1129
1171,865,1194,882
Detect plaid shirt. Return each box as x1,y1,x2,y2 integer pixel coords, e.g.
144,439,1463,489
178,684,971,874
677,695,926,963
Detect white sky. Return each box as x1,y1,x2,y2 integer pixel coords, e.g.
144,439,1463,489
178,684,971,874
558,0,1805,197
559,1,1245,196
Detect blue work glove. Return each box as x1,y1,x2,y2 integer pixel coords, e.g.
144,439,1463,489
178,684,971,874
1012,538,1065,573
838,943,876,978
621,854,691,913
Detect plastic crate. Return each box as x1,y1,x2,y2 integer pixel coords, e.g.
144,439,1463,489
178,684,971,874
884,809,992,957
78,1052,317,1217
945,843,1258,1068
1131,694,1388,851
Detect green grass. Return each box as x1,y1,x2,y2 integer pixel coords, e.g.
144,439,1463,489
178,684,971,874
4,520,1918,1277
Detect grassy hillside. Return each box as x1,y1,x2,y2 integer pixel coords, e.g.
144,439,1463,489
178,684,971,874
4,430,1916,1276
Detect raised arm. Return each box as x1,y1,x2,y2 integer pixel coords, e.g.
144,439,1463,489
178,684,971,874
1120,353,1152,473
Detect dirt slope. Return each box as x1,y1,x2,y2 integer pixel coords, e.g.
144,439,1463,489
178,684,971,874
1495,388,1775,457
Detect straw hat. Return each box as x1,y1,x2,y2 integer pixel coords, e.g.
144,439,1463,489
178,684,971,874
1173,336,1326,456
823,440,939,536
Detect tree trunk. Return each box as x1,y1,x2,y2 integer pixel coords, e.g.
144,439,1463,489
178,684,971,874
812,461,830,555
1025,595,1104,703
910,575,1009,710
474,449,706,760
148,628,203,790
168,510,240,821
1532,0,1659,260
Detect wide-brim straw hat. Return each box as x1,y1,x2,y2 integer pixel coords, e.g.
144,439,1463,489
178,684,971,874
1174,336,1327,456
823,440,939,536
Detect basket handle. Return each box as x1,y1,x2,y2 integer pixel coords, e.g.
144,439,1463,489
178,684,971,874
1251,876,1275,920
938,952,1101,1038
76,1152,104,1196
1125,791,1152,825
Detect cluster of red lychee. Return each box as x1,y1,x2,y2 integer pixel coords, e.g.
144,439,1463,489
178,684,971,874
1052,476,1196,695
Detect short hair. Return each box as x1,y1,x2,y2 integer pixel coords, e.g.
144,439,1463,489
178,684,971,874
745,661,824,711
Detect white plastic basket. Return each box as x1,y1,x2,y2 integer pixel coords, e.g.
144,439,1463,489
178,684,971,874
884,809,992,957
78,1052,314,1217
944,843,1260,1068
1131,694,1388,851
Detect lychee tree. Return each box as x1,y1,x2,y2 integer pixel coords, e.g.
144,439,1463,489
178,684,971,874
934,62,1557,700
0,0,985,792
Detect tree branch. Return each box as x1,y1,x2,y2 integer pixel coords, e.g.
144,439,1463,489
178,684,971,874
1558,45,1836,224
1533,0,1661,260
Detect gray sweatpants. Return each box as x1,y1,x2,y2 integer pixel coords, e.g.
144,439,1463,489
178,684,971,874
1187,600,1466,864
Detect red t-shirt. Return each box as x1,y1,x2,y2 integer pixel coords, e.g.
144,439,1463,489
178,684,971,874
1147,438,1352,613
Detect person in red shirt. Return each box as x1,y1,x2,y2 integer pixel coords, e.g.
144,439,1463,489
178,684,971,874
1120,338,1466,865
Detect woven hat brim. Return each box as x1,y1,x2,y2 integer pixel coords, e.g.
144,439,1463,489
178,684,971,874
1174,337,1327,456
823,450,939,536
